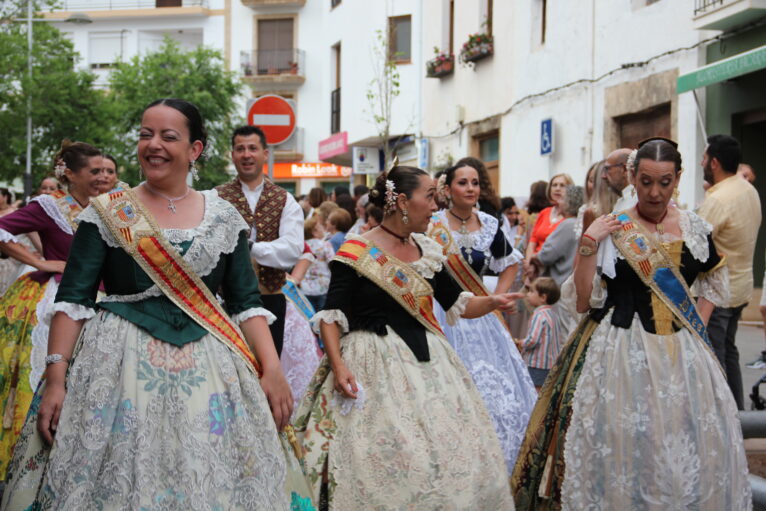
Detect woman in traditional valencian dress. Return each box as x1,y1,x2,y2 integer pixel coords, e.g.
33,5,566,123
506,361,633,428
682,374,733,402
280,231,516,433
512,139,751,510
295,165,517,510
430,162,537,473
2,99,313,510
0,141,108,481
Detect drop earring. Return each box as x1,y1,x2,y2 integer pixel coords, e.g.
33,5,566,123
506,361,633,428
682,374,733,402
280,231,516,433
402,209,409,225
189,161,199,182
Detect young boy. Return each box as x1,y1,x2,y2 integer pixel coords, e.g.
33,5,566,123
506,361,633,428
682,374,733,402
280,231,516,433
521,277,563,390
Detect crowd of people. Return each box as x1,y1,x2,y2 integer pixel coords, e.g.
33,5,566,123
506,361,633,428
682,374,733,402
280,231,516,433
0,97,759,510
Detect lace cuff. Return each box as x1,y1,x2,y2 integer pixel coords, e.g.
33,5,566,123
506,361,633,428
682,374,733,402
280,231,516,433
0,227,19,244
488,247,523,273
310,309,349,334
231,307,277,325
51,301,96,322
691,265,730,308
446,291,474,326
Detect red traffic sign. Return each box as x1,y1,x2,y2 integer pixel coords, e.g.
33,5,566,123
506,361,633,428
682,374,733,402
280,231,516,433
247,94,296,146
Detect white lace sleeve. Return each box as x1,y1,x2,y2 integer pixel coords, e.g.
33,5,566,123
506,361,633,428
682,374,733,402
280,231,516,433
76,206,120,247
0,227,19,243
410,233,446,278
231,307,277,325
691,265,730,308
446,291,474,326
51,301,96,321
561,271,607,314
310,309,349,334
488,246,523,273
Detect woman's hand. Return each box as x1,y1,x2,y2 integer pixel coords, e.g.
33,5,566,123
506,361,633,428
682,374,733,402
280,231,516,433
583,214,622,243
259,367,294,431
491,292,525,313
331,362,358,399
36,260,66,274
37,382,66,445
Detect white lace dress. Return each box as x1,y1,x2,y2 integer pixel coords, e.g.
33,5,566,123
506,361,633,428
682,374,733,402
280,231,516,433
556,209,751,510
1,191,292,510
294,233,515,510
431,210,537,474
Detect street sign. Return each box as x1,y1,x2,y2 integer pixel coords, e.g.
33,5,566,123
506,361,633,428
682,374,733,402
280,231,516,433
247,94,296,146
418,138,430,169
540,118,553,156
353,147,381,174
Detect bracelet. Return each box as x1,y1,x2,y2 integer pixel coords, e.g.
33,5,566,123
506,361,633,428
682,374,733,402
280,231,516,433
45,354,70,366
582,233,598,245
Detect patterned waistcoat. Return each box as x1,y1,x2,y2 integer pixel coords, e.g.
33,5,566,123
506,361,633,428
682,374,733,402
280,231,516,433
216,178,288,293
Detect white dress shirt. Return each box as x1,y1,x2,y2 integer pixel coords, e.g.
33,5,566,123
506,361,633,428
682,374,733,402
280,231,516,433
240,179,304,271
612,184,637,214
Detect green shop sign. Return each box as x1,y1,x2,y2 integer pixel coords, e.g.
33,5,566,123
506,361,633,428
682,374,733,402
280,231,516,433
677,44,766,93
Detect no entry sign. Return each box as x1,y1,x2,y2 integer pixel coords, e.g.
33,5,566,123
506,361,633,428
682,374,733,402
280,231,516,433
247,94,296,146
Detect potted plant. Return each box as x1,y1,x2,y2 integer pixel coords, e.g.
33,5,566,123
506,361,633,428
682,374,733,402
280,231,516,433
288,61,299,74
459,32,493,64
426,47,455,78
241,61,253,76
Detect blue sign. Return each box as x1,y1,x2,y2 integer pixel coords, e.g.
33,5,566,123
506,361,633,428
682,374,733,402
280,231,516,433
540,118,553,156
418,138,429,169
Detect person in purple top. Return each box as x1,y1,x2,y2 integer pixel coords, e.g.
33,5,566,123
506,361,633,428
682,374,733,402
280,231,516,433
0,140,108,480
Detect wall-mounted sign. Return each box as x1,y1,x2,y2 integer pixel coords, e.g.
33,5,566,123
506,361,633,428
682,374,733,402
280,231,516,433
268,162,352,179
353,146,381,174
318,131,348,160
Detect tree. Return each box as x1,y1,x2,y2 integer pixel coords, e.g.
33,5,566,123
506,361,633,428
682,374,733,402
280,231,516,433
103,38,245,190
0,2,104,187
366,29,403,171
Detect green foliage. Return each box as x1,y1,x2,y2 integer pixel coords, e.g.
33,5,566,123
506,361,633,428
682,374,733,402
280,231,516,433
103,37,245,189
0,15,103,186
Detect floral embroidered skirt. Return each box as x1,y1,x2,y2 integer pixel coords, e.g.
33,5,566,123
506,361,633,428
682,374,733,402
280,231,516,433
434,302,538,474
1,310,310,511
512,314,751,510
281,301,322,408
294,326,515,510
0,274,53,481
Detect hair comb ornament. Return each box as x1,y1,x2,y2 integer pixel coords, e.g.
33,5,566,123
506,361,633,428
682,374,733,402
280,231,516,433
54,159,67,178
637,136,678,149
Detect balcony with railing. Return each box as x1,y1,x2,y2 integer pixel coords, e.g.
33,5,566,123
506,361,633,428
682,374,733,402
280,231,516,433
240,49,306,90
241,0,305,7
49,0,208,9
693,0,766,31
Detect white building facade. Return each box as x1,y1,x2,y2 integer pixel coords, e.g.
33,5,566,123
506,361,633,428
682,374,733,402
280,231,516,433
421,0,716,206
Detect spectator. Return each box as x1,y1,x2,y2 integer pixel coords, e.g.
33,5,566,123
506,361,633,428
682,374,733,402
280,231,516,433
38,177,60,195
698,134,762,410
603,148,636,212
575,161,603,238
525,173,574,279
454,156,502,217
501,196,531,339
335,193,357,225
326,208,353,252
362,203,383,232
532,185,584,288
526,180,551,216
331,185,350,202
353,184,369,202
299,216,334,311
738,163,756,184
520,277,563,390
100,154,119,193
316,200,339,230
349,194,368,235
307,187,327,218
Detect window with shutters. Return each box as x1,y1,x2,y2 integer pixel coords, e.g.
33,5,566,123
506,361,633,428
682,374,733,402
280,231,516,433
257,18,294,75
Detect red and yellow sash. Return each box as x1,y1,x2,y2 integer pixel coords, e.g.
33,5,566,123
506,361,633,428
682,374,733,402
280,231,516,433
428,215,513,336
90,185,262,377
333,236,445,339
51,190,84,231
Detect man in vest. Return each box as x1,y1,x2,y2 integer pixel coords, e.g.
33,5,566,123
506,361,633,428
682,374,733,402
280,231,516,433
217,125,304,355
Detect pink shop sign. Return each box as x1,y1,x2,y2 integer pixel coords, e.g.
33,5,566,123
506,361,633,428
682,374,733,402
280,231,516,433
318,131,348,160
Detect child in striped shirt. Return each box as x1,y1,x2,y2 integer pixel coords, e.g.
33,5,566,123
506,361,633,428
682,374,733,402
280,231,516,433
521,277,563,389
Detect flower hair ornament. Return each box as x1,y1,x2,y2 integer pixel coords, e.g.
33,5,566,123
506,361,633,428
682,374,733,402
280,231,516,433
436,173,449,204
384,177,399,214
626,149,638,174
53,159,68,179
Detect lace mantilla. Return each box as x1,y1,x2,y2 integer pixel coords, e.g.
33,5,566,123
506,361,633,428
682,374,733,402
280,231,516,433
600,209,711,279
231,307,277,325
446,291,473,326
31,194,74,235
79,190,249,279
0,227,19,243
691,265,730,308
311,309,349,334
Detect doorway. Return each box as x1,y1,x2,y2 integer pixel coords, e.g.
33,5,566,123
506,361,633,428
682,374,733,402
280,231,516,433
734,108,766,287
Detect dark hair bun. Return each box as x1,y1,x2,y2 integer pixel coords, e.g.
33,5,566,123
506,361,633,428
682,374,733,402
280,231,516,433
369,166,429,212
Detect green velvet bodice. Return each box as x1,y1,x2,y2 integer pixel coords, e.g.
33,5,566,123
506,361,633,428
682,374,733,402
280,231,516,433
55,220,263,346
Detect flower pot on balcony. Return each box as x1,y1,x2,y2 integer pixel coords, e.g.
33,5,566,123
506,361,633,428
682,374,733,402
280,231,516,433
459,33,494,65
426,55,455,78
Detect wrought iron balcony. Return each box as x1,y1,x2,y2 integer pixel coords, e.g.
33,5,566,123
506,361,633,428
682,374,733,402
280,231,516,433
48,0,208,9
693,0,766,31
240,49,306,89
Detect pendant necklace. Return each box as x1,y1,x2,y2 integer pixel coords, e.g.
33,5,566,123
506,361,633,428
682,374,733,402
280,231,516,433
636,205,669,236
143,183,191,214
449,209,472,235
379,224,409,245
